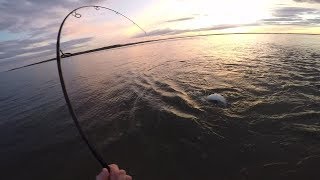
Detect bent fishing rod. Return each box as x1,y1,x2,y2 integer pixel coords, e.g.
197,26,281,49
56,5,146,171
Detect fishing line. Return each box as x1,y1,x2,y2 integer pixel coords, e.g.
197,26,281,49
56,5,147,170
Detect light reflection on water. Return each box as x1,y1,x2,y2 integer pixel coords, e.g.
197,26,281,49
1,34,320,180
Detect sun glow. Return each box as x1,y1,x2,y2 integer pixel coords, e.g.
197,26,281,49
192,0,271,25
55,0,320,48
136,0,273,31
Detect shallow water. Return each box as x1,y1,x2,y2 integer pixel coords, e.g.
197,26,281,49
1,34,320,180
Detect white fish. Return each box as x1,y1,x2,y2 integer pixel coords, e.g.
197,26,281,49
207,93,227,107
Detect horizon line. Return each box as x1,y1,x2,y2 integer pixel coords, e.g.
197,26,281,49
5,32,320,72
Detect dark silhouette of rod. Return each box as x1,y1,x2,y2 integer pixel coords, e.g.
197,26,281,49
56,5,147,171
60,50,72,58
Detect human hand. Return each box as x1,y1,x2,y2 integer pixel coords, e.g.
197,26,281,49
96,164,132,180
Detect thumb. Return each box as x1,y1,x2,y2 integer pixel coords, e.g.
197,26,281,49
96,168,110,180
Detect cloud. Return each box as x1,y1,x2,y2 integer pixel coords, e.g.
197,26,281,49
261,7,320,25
293,0,320,3
164,17,195,23
263,18,300,22
139,29,175,37
273,7,318,17
134,24,256,38
307,18,320,23
0,0,105,71
0,0,104,33
0,37,92,62
0,0,66,32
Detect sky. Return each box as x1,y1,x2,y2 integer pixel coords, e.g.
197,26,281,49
0,0,320,70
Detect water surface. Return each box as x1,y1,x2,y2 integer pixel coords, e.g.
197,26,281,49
1,34,320,180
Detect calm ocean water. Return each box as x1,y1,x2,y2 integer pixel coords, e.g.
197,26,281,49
1,34,320,180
